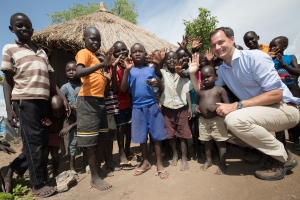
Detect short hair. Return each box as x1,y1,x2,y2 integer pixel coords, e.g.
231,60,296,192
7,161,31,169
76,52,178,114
113,41,126,46
210,27,234,41
66,61,76,68
244,31,258,37
131,43,146,52
271,36,289,48
10,12,31,26
201,65,217,75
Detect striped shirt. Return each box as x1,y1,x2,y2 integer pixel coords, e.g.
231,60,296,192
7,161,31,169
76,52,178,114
1,41,54,100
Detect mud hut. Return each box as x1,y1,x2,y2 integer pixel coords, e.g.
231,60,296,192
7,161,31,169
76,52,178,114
32,2,177,86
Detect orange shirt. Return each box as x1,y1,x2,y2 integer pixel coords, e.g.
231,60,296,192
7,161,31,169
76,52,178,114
76,49,107,98
260,44,269,53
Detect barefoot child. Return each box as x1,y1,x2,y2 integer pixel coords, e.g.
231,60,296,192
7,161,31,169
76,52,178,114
189,54,230,175
42,95,74,178
150,51,192,171
60,61,82,175
121,43,169,179
0,13,69,197
75,27,114,190
111,41,135,170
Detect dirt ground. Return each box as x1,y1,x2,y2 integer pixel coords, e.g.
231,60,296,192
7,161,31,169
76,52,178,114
1,136,300,200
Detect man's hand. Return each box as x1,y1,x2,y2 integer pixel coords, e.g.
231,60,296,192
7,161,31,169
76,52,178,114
188,53,200,74
205,48,214,62
216,103,237,117
0,144,16,154
102,47,115,67
124,57,134,70
268,47,280,58
7,109,19,128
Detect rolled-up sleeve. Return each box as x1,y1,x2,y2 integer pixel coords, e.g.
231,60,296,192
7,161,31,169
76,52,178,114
253,53,284,92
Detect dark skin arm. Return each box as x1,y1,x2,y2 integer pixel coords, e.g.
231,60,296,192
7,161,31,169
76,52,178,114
177,35,193,58
175,60,189,78
3,71,19,128
147,52,163,79
102,70,111,98
186,91,192,120
121,57,134,92
276,54,300,76
60,122,77,137
76,47,114,78
49,73,71,117
111,55,122,94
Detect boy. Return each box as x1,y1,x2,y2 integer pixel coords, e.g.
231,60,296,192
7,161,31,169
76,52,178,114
189,54,230,175
0,13,69,197
111,41,134,170
121,43,169,179
150,51,192,171
42,95,75,178
243,31,269,53
75,26,114,190
60,61,82,175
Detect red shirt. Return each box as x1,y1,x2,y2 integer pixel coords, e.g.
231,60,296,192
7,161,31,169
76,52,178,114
112,65,131,109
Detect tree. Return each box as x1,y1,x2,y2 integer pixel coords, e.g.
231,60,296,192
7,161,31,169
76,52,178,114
183,8,218,52
48,1,138,25
110,0,138,24
0,74,3,86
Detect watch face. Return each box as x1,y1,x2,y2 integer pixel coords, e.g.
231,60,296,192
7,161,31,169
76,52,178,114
238,101,243,109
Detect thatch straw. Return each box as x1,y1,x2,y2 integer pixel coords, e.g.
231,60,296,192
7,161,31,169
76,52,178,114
32,2,177,54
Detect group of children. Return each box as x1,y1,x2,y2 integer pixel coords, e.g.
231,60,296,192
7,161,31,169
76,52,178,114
1,12,299,197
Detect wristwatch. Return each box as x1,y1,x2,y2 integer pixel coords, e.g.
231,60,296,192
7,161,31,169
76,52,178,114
237,101,243,109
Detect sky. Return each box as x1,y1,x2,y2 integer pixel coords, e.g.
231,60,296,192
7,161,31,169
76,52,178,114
0,0,299,99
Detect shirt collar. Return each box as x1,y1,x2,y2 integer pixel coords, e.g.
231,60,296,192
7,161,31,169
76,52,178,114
14,40,41,50
222,49,240,69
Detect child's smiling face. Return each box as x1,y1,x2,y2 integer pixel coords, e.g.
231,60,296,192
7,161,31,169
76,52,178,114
9,14,33,41
243,32,259,49
165,52,178,70
83,27,101,53
113,42,129,60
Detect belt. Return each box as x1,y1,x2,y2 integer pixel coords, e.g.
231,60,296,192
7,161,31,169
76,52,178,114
287,102,297,108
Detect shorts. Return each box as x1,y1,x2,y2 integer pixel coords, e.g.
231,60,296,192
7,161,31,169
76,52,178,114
76,96,109,147
48,133,60,147
68,119,80,156
131,103,168,143
199,116,228,142
107,115,117,130
162,106,192,139
114,107,132,127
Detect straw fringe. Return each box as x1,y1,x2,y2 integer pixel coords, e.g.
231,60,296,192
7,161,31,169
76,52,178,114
32,10,177,54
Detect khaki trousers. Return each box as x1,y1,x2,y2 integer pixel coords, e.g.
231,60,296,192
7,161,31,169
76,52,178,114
225,102,299,162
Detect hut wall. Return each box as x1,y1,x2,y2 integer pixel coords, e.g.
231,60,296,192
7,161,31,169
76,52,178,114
49,48,75,88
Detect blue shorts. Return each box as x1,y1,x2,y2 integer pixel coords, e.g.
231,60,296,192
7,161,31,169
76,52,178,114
131,103,168,143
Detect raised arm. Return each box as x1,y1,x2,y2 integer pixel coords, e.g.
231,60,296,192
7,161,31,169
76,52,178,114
76,47,114,77
147,51,163,79
177,35,193,58
121,57,134,92
111,55,122,94
188,54,201,95
175,60,189,78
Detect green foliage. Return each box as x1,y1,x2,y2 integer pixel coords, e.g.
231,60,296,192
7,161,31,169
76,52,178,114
0,175,32,200
184,8,218,52
110,0,138,24
48,0,138,25
0,74,4,86
48,2,99,24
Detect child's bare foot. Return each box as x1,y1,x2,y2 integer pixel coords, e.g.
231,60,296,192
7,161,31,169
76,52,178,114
90,177,112,191
215,164,226,175
0,166,13,193
200,161,212,171
180,159,189,171
170,154,178,166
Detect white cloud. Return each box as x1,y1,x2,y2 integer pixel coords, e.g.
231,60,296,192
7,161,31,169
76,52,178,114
285,32,300,62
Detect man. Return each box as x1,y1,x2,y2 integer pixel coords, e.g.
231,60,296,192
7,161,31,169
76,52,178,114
210,27,299,181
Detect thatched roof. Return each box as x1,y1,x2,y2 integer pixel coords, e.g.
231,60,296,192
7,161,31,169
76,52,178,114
32,2,177,54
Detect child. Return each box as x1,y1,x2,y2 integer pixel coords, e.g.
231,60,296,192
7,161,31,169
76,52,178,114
189,54,230,175
150,51,192,171
0,13,68,197
243,31,269,53
269,36,300,149
121,43,169,179
111,41,135,170
42,95,74,178
75,26,114,190
60,61,82,175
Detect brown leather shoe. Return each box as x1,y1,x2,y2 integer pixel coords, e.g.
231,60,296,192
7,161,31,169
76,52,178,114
254,150,298,181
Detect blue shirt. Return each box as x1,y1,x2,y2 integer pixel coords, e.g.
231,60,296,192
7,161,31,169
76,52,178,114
60,81,82,106
273,55,294,85
128,66,157,108
215,49,300,104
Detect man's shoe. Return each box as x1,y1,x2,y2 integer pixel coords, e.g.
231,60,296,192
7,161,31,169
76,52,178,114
244,149,267,165
254,150,298,181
